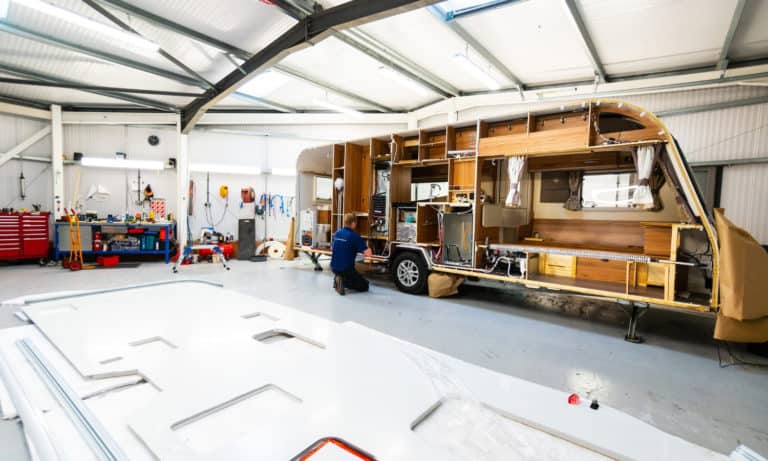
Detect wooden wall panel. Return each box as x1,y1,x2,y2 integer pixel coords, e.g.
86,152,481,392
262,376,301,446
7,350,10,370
478,133,528,156
526,126,589,154
532,219,645,248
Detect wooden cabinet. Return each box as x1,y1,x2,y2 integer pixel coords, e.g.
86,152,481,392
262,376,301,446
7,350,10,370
637,262,668,287
576,257,629,284
539,253,576,277
643,225,673,257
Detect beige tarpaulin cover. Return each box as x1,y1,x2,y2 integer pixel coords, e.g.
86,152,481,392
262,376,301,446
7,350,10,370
428,273,464,298
713,209,768,342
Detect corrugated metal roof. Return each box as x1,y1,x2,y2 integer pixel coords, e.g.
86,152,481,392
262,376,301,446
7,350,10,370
0,0,766,112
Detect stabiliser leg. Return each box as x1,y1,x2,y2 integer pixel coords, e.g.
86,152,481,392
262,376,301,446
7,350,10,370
623,302,648,343
308,252,323,271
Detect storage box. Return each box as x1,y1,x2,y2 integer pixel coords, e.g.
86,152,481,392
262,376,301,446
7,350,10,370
97,255,119,267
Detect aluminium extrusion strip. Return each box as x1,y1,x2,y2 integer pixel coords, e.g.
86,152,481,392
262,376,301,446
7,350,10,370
0,374,16,419
487,242,654,263
17,339,129,461
0,343,60,461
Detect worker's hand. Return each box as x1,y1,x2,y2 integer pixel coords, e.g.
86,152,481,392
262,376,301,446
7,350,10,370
363,248,373,258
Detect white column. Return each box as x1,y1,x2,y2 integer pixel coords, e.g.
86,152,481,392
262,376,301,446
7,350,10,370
176,117,189,251
50,105,64,219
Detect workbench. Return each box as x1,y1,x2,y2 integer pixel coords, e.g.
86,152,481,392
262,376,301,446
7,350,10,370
54,221,176,263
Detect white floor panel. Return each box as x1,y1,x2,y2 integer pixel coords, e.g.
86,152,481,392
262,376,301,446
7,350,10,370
0,326,142,414
3,281,741,460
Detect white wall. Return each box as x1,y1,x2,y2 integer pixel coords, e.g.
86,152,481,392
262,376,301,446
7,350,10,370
0,113,51,211
0,116,404,243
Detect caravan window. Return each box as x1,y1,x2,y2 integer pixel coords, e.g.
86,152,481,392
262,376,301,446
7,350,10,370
582,172,638,209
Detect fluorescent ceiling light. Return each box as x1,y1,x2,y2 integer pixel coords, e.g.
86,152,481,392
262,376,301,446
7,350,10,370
312,98,363,117
379,66,431,96
12,0,159,56
453,53,501,91
270,168,296,176
239,70,291,98
81,157,164,170
189,163,262,175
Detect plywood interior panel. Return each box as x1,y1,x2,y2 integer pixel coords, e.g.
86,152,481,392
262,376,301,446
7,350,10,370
453,126,478,152
643,226,673,257
532,219,645,249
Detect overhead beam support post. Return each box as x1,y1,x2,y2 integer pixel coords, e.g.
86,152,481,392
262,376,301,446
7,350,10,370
51,105,64,220
716,0,747,71
175,117,189,254
180,0,439,132
563,0,607,83
426,6,524,94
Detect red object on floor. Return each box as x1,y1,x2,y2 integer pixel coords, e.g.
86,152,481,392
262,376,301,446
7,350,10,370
567,393,580,405
97,255,120,267
197,243,233,259
219,243,233,259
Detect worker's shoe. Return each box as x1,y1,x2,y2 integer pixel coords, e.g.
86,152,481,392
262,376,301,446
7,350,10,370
334,275,345,296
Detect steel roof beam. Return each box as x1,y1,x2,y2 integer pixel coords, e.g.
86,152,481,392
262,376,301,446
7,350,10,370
338,29,459,97
84,0,293,112
426,6,524,92
716,0,747,71
0,63,177,111
0,93,52,111
82,0,216,90
273,64,394,112
0,23,203,88
272,0,459,98
180,0,438,132
94,0,245,56
563,0,607,83
92,0,391,112
0,77,202,97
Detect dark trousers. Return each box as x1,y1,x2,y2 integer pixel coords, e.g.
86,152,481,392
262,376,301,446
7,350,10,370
333,268,369,292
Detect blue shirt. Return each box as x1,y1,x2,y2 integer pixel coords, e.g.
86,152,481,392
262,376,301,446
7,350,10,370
331,227,367,272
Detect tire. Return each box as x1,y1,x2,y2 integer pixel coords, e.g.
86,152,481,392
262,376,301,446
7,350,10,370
392,252,428,294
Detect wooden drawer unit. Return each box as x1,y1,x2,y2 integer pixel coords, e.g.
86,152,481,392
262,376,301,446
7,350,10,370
637,262,667,287
643,225,673,257
538,253,576,277
576,257,629,284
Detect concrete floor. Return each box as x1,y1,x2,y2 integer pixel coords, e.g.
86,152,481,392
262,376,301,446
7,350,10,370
1,257,767,459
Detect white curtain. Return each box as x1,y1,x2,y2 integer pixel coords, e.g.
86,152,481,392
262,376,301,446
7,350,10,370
505,156,526,207
633,145,655,208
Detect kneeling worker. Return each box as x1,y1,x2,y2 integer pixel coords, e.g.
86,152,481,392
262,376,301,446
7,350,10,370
331,213,373,295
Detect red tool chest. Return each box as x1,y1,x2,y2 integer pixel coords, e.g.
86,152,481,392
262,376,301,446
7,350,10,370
0,212,50,261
